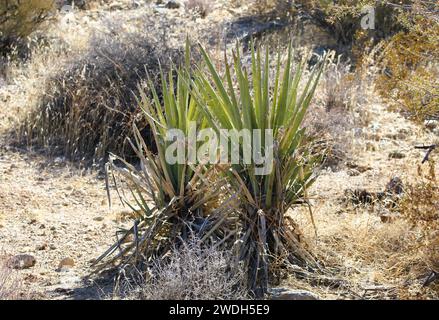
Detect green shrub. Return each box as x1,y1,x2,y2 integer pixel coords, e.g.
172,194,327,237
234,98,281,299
298,1,439,121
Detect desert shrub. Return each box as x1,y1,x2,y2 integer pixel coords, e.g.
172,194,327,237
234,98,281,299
0,0,56,55
96,42,325,298
375,19,439,121
397,161,439,294
299,1,439,122
297,0,413,45
118,238,247,300
19,30,183,164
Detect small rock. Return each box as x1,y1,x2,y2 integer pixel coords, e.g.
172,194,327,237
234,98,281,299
8,254,36,269
269,287,320,300
58,258,75,271
388,151,406,159
165,0,181,9
347,169,360,176
36,243,48,251
54,287,74,295
397,128,409,139
93,216,104,222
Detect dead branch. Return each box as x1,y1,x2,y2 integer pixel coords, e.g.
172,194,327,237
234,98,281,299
415,144,437,163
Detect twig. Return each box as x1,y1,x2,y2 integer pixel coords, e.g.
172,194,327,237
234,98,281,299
423,271,438,287
414,144,437,163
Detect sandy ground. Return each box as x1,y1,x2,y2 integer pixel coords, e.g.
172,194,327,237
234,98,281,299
0,146,128,299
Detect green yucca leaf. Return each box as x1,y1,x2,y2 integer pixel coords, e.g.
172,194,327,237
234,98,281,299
194,42,325,212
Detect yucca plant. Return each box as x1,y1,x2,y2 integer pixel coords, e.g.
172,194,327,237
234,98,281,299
93,44,235,272
191,43,325,296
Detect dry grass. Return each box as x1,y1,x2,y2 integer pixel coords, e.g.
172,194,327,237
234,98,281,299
375,21,439,122
15,18,183,164
305,52,373,170
291,159,439,299
116,238,248,300
397,161,439,297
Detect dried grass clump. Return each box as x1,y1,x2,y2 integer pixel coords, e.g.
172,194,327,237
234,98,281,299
0,0,56,55
398,161,439,294
19,30,182,164
118,238,247,300
299,160,439,299
305,52,370,170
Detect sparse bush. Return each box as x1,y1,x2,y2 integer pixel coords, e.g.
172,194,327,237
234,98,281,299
375,20,439,122
0,0,56,55
305,52,370,170
118,238,247,300
296,1,438,122
399,161,439,282
297,0,411,45
19,29,183,164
